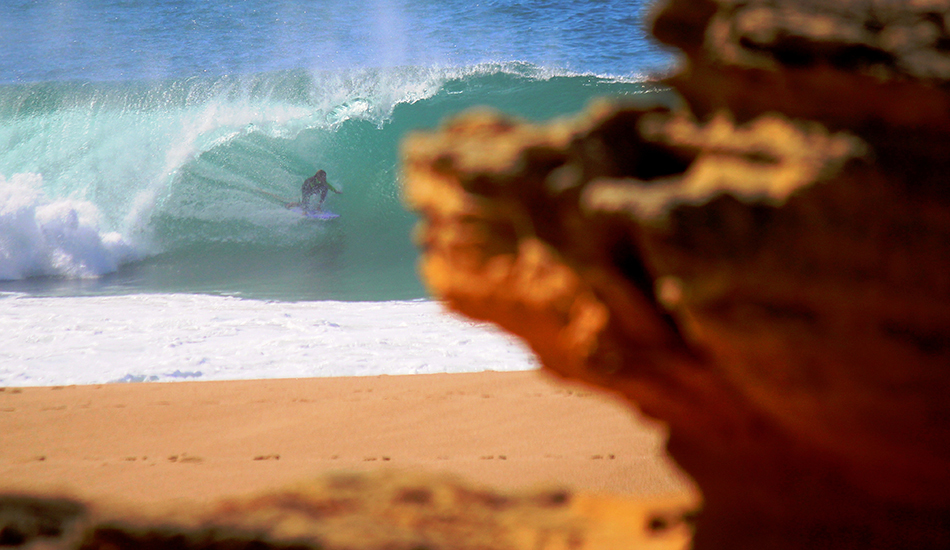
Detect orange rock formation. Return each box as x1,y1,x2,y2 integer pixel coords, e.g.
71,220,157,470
402,1,950,548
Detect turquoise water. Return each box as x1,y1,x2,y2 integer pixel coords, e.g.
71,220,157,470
0,1,675,301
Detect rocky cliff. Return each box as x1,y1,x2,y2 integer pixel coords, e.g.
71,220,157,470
401,1,950,548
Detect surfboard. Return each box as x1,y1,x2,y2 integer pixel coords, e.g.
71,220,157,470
253,188,340,220
287,205,340,220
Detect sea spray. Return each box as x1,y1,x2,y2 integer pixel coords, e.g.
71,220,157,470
0,173,138,280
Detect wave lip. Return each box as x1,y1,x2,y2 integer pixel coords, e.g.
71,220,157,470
0,173,139,280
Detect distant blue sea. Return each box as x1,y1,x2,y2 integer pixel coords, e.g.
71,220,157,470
0,0,676,301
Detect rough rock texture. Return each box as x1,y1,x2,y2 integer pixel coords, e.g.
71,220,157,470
401,1,950,548
0,472,692,550
653,0,950,129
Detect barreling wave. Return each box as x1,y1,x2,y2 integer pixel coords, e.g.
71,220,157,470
0,63,670,298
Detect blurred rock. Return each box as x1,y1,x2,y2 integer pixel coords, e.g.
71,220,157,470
402,2,950,548
0,472,691,550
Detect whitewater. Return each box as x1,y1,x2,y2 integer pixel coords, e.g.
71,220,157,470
0,294,539,386
0,0,675,386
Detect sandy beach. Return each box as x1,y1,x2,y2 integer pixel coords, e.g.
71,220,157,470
0,370,694,509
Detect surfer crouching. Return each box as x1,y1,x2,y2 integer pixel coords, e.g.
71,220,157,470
301,169,342,211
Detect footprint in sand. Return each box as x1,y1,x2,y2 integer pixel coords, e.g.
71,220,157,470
589,454,616,460
168,454,203,464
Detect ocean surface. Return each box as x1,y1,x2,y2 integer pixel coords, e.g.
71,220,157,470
0,0,676,386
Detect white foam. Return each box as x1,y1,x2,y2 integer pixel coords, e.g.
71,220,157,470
0,294,539,387
0,173,139,280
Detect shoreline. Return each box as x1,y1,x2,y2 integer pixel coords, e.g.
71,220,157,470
0,370,696,510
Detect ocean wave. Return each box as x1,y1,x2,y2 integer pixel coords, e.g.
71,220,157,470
0,63,670,294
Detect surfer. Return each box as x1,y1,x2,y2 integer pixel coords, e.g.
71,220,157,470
301,169,342,211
